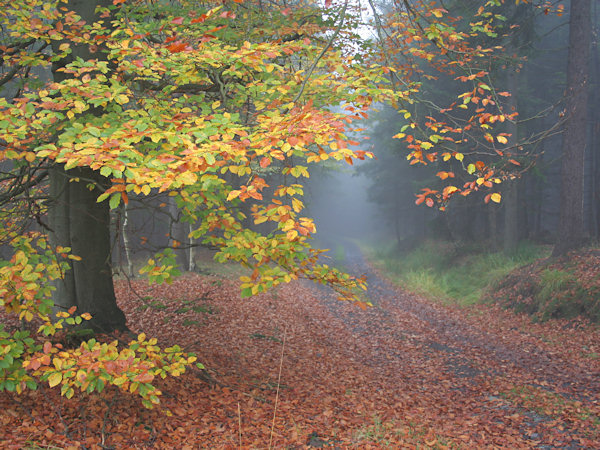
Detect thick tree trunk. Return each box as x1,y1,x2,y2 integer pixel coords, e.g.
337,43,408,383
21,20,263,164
48,0,127,331
552,0,591,256
49,168,126,331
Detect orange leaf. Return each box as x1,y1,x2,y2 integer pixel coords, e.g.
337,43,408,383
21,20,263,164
260,157,271,168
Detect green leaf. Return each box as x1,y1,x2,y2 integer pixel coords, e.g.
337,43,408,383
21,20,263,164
109,193,121,210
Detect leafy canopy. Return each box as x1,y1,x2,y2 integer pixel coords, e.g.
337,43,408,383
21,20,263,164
0,0,398,405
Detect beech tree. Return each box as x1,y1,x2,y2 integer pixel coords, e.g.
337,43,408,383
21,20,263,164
0,0,397,403
0,0,567,409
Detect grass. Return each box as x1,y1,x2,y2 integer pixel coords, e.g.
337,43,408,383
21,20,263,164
364,239,550,307
352,416,457,448
534,268,600,321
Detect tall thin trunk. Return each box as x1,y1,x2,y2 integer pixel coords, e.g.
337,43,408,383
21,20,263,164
552,0,591,256
503,69,519,254
188,223,196,272
122,205,134,277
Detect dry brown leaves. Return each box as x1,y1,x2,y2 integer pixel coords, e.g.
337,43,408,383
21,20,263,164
1,267,599,448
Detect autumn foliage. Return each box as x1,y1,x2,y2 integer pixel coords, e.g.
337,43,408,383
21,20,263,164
0,0,395,407
0,0,575,439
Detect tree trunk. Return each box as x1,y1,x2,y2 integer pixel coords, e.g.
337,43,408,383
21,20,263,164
552,0,591,256
503,69,519,254
49,168,126,332
122,205,135,277
48,0,127,331
188,223,196,272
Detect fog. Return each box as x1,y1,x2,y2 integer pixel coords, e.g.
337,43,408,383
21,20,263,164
305,161,391,248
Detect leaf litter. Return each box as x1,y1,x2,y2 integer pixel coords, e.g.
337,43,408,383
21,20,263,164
1,251,599,448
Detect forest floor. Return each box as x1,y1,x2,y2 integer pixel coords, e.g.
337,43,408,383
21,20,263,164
1,242,600,449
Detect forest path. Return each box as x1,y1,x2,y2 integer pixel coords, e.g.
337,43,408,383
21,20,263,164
293,235,600,448
5,242,598,448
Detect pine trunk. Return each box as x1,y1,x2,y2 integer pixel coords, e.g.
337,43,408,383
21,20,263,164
552,0,591,256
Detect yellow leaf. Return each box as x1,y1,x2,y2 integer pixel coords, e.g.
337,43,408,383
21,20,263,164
497,135,508,144
138,333,146,342
455,153,464,162
254,215,268,225
48,372,62,388
491,193,501,203
227,190,241,201
115,94,129,105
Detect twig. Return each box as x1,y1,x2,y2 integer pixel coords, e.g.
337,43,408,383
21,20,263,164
39,383,72,439
288,1,348,108
237,402,243,449
268,324,287,450
101,393,117,449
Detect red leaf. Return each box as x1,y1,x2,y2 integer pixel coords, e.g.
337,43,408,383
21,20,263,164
259,157,270,168
167,42,188,53
171,17,184,25
191,14,207,24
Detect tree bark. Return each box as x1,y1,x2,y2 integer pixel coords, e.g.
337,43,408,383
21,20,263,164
48,0,127,331
552,0,591,256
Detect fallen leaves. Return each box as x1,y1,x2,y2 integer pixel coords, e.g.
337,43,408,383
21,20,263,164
1,248,599,447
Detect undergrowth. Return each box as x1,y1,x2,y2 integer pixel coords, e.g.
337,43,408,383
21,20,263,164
364,239,550,307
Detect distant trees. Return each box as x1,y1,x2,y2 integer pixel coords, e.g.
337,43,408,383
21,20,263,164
361,0,599,254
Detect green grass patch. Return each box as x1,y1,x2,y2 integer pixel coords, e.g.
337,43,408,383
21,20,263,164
192,304,215,314
535,269,600,321
364,239,550,307
182,319,201,327
351,416,458,448
136,298,169,311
